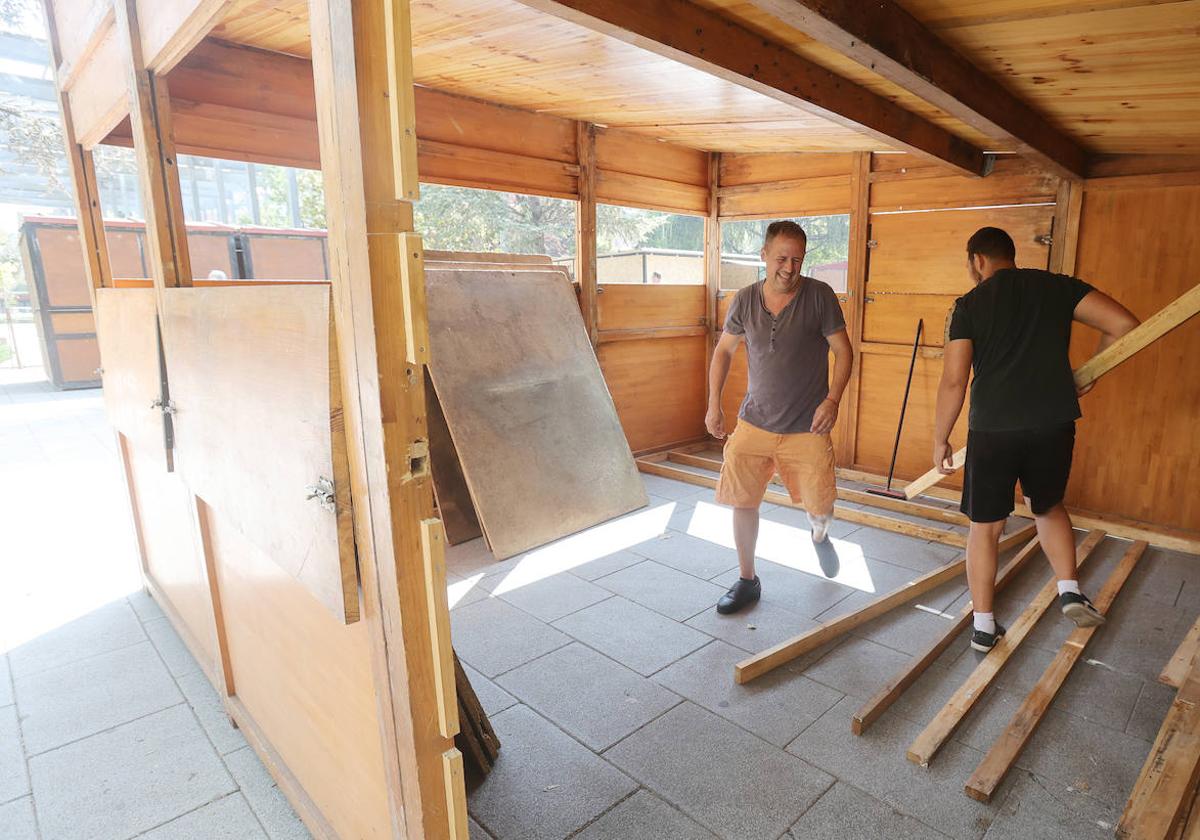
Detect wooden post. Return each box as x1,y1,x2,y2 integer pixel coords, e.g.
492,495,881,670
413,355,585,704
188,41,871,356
834,151,870,466
577,122,599,345
1049,178,1083,276
308,1,459,838
704,152,721,403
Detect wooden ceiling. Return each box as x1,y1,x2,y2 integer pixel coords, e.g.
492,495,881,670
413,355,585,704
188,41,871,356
208,0,1200,157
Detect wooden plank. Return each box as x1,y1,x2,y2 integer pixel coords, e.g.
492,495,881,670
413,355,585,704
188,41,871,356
1162,618,1200,690
596,284,706,331
416,86,576,166
595,127,709,187
907,529,1107,766
136,0,234,74
94,289,167,467
719,152,855,187
426,371,483,546
1118,649,1200,839
1049,179,1083,276
442,749,469,840
742,0,1086,177
596,169,708,215
425,268,647,559
869,156,1058,213
704,152,720,407
68,25,129,149
852,534,1044,736
421,519,459,740
577,123,599,346
718,173,852,219
835,151,869,466
512,0,988,175
597,326,708,344
418,138,580,200
862,294,959,347
193,498,237,696
965,539,1149,801
384,0,420,201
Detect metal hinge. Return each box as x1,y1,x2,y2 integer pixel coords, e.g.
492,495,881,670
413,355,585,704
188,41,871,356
150,398,177,416
867,240,878,249
1035,233,1053,246
305,477,337,513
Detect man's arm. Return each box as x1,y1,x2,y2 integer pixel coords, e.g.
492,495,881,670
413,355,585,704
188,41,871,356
706,331,741,438
1073,290,1140,394
933,338,972,474
811,328,853,434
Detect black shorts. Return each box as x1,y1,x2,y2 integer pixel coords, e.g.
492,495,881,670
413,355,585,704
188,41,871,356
961,422,1075,523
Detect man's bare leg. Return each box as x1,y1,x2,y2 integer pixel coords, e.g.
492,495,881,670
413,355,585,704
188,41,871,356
966,519,1006,649
1034,501,1105,627
732,505,760,580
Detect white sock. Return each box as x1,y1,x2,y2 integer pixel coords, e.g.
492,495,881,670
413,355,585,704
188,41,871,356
973,611,996,634
1057,579,1081,596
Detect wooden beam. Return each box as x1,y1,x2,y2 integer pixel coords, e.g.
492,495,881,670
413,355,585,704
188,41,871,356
136,0,235,74
964,540,1148,801
514,0,988,176
703,151,720,404
834,151,869,465
307,0,456,836
906,529,1106,767
743,0,1086,178
576,122,599,346
1048,179,1083,276
851,534,1044,736
1162,617,1200,690
903,283,1200,500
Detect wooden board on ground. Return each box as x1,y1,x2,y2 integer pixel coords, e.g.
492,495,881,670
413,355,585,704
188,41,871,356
161,284,357,623
1162,616,1200,690
425,268,647,560
426,370,482,546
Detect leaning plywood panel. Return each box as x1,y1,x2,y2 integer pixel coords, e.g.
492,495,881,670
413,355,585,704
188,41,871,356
425,268,647,559
161,284,357,623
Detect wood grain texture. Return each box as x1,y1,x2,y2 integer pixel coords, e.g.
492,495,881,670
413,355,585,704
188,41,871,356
94,288,167,466
1162,617,1200,690
426,268,647,559
600,335,708,452
597,284,707,330
426,372,483,546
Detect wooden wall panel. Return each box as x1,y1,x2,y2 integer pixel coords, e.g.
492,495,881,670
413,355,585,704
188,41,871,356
596,171,707,215
67,25,128,148
862,294,957,347
246,236,327,281
720,176,852,220
598,336,707,452
94,289,165,466
1065,180,1200,531
870,155,1059,212
720,152,855,187
417,86,576,164
207,504,392,840
596,129,708,187
597,285,706,330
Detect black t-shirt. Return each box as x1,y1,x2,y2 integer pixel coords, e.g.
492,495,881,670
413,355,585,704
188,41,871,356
948,268,1094,431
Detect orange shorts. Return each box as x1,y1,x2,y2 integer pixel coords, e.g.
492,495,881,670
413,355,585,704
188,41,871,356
715,419,836,513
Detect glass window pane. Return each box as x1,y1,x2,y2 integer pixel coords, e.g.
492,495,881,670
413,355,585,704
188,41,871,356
720,215,850,293
597,204,704,285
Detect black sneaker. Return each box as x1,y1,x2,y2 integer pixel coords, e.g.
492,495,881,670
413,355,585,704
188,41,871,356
717,576,761,614
1060,592,1105,628
970,623,1006,652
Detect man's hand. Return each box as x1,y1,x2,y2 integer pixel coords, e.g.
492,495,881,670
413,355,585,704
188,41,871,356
810,398,838,434
705,406,726,439
933,440,956,475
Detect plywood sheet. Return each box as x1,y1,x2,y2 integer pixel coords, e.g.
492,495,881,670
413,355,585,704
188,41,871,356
425,268,647,559
94,288,167,466
161,285,357,622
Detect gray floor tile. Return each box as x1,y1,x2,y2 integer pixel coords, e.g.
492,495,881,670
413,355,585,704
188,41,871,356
176,672,248,755
128,588,167,622
0,796,38,840
452,598,571,678
836,529,961,573
143,616,203,678
710,564,852,621
1117,547,1189,607
570,550,649,582
606,702,832,840
141,792,268,839
30,704,235,840
983,771,1120,840
652,640,841,747
0,654,12,707
574,789,716,839
462,663,518,718
1083,593,1195,684
804,636,913,698
685,600,819,655
813,556,967,621
7,599,146,679
555,597,709,676
224,746,312,840
469,814,493,839
0,704,29,804
1125,679,1177,742
785,782,950,839
16,641,183,755
641,475,707,501
631,532,739,580
495,573,612,623
854,603,962,657
497,643,682,750
992,647,1145,733
445,538,505,577
468,705,636,840
595,560,726,621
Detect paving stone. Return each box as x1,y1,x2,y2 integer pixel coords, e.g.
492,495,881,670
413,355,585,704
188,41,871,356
0,796,37,840
1117,547,1189,607
641,474,707,501
605,702,832,840
224,746,312,840
143,616,203,678
6,599,146,678
497,643,682,750
631,532,739,580
1084,593,1195,684
494,572,612,622
785,782,950,839
142,792,268,839
1125,679,1177,742
983,771,1121,840
574,789,716,840
555,597,709,676
468,705,636,840
128,588,166,622
445,538,506,577
685,599,820,655
812,557,967,621
0,703,29,804
176,671,248,755
709,564,851,621
469,815,493,839
595,560,726,621
786,696,1004,839
569,550,649,582
804,636,913,699
885,649,985,728
653,640,842,747
990,647,1145,732
0,654,12,707
854,603,962,657
836,528,961,573
452,598,571,678
30,704,236,840
16,641,183,755
462,663,518,717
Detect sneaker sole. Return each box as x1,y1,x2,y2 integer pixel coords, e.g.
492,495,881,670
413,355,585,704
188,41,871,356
1063,602,1106,628
970,640,997,652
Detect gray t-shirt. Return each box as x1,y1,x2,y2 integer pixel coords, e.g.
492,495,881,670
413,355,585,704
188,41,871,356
724,277,846,434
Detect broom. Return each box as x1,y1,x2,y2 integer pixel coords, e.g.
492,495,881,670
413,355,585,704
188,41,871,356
866,318,923,499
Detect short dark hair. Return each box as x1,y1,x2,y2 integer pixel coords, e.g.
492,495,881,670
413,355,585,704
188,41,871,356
763,220,807,249
966,227,1016,261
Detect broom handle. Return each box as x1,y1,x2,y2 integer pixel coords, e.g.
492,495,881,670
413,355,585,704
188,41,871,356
884,319,923,491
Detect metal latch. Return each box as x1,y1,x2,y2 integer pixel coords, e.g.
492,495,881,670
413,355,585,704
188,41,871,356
867,240,878,249
305,477,337,513
150,398,177,416
1035,233,1053,246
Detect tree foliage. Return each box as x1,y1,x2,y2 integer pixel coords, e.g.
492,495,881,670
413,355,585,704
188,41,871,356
722,214,850,269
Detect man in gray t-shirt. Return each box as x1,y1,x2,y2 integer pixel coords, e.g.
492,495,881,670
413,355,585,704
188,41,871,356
706,221,854,614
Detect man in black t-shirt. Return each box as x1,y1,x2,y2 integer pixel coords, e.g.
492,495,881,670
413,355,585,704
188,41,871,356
933,227,1139,652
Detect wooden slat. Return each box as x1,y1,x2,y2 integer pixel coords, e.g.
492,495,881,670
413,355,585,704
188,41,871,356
1162,618,1200,690
426,372,482,546
417,86,576,165
421,519,459,740
596,284,706,331
906,529,1107,766
852,534,1044,736
869,156,1058,213
442,749,469,840
595,128,709,187
718,173,851,219
719,152,855,187
597,326,708,344
577,123,599,346
596,169,708,215
135,0,234,74
834,151,869,466
52,0,114,88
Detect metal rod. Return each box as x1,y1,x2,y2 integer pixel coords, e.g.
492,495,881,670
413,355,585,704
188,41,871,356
884,318,923,492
